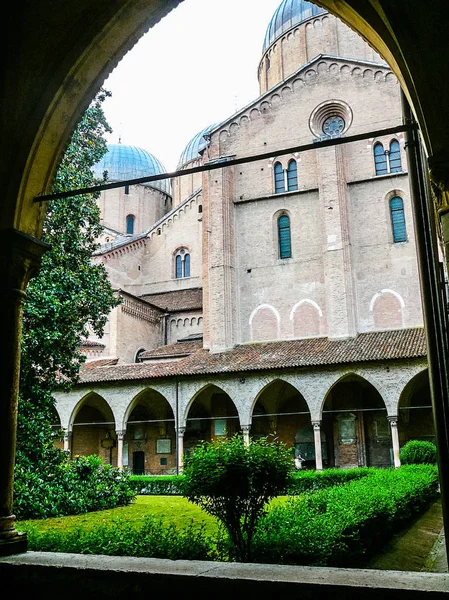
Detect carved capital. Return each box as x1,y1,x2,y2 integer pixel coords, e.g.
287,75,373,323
0,228,49,296
312,420,321,430
116,430,126,441
428,154,449,216
241,425,251,433
177,427,186,437
387,415,398,428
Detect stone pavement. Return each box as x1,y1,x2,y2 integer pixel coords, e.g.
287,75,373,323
367,499,448,573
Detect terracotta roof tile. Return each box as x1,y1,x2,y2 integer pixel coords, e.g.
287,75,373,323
139,340,203,359
77,327,427,384
140,287,202,312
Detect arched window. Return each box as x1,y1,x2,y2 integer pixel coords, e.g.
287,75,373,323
374,142,388,175
274,162,285,193
389,196,407,242
126,214,135,234
287,160,298,191
175,249,191,278
389,139,402,173
374,139,402,175
278,214,292,259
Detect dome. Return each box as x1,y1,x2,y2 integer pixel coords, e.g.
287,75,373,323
92,144,171,195
177,123,218,170
263,0,327,52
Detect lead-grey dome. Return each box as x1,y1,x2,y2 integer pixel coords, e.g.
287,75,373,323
177,124,218,170
263,0,327,52
92,144,171,196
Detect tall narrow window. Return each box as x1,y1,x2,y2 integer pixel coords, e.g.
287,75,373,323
287,160,298,191
126,214,135,234
274,162,285,193
389,139,402,173
175,249,191,278
390,196,407,242
278,214,292,259
175,255,183,278
184,253,191,277
374,142,388,175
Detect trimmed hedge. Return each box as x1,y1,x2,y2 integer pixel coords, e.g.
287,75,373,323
21,465,439,567
251,464,439,567
129,475,185,495
131,468,374,496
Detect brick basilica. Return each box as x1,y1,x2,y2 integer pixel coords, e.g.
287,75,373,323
53,0,433,475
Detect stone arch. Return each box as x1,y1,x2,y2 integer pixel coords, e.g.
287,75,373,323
69,391,116,463
398,369,435,447
320,373,389,468
183,383,239,453
251,378,312,460
370,289,405,329
249,303,280,341
124,387,175,475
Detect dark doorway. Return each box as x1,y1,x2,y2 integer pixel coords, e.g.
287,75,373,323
133,451,145,475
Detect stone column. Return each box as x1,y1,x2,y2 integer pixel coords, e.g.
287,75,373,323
388,416,401,468
177,427,185,474
0,229,48,556
116,430,126,469
312,420,323,471
63,430,72,453
241,425,251,447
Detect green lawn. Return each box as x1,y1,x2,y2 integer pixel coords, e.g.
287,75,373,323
17,495,287,537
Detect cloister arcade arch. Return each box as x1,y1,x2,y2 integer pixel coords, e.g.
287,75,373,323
398,369,435,447
183,384,239,455
125,388,176,475
70,392,116,465
321,374,390,468
251,378,311,462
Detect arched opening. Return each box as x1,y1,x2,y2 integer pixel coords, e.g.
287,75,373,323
71,393,116,465
252,380,312,465
399,370,435,448
126,389,175,475
184,385,239,455
321,375,390,468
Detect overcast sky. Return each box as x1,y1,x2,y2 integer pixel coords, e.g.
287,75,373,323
102,0,282,172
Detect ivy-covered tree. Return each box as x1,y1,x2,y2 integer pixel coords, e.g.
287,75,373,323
13,90,130,519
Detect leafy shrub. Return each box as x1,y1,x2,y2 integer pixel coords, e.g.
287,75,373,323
287,467,374,494
251,464,439,567
22,515,224,562
129,475,185,495
182,433,294,562
14,454,136,520
400,440,438,465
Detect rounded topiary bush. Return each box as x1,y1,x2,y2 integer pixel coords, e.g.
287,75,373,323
400,440,437,465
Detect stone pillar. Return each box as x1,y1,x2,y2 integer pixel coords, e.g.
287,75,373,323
316,145,356,338
177,427,185,474
312,420,323,471
388,416,401,468
116,431,126,469
0,229,48,556
241,425,251,447
63,430,72,453
202,162,237,352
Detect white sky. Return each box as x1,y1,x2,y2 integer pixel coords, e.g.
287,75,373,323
102,0,282,172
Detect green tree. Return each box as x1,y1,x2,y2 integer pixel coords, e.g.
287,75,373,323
13,89,126,518
182,434,294,562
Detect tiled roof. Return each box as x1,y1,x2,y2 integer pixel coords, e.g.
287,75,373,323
139,340,203,359
82,357,119,368
77,327,427,384
140,287,203,312
81,340,105,348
